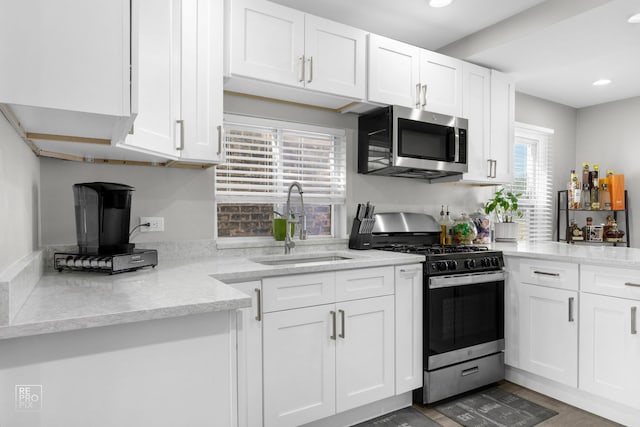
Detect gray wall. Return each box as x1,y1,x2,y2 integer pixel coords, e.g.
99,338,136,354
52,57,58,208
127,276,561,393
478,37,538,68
515,92,578,239
0,114,40,272
576,96,640,247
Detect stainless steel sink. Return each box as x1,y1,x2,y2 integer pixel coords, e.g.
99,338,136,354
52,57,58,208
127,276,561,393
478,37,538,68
251,254,353,266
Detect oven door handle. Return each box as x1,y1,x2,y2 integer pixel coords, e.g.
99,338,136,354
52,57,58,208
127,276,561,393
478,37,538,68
429,271,506,289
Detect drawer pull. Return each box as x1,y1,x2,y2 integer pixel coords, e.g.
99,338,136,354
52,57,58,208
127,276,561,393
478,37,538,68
461,366,479,377
568,297,575,322
254,288,262,322
330,310,337,340
625,282,640,288
399,268,420,275
339,309,345,339
533,270,560,277
632,307,637,335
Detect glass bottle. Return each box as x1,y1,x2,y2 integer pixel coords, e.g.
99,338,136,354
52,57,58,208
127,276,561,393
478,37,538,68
590,165,600,210
568,170,580,209
438,205,447,245
580,183,591,209
600,183,611,210
581,162,590,192
444,206,454,245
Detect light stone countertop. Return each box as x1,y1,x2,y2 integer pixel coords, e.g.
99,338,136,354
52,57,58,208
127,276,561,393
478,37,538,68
494,241,640,268
0,249,424,340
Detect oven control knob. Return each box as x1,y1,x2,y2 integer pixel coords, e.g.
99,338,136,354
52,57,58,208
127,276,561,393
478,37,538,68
465,259,476,269
436,261,448,271
482,257,492,267
491,257,500,267
447,260,458,271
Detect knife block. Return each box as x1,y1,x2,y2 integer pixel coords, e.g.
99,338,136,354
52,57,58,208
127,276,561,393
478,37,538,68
348,218,375,250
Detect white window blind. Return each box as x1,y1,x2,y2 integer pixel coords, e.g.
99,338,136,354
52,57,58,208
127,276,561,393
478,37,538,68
512,123,554,242
216,115,347,205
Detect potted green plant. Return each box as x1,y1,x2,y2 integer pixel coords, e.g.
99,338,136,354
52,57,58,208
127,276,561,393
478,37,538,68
484,188,523,242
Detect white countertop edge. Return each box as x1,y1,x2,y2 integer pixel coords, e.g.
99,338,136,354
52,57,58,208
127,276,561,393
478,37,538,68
0,296,252,340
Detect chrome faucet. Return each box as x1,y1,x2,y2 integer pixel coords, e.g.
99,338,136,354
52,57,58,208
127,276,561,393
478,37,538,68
284,181,307,254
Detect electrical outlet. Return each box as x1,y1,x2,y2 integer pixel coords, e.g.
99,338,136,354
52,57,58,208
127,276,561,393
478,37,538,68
140,217,164,232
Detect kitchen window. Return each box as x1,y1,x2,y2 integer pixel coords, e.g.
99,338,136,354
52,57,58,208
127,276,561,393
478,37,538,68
215,115,347,238
512,123,554,242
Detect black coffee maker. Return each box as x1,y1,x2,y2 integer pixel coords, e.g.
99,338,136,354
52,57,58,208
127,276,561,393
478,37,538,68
54,182,157,273
74,182,135,255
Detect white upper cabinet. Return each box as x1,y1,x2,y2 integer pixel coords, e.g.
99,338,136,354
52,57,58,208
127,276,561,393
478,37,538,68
368,34,462,116
367,34,420,108
122,0,223,164
419,50,463,117
458,65,515,184
227,0,366,102
0,0,134,144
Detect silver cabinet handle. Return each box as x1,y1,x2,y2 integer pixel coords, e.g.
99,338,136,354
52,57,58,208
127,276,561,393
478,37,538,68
568,297,575,322
399,268,420,275
487,159,492,178
533,270,560,277
415,83,421,109
175,119,184,151
330,310,337,340
632,306,637,335
307,56,313,83
254,288,262,322
625,282,640,287
298,56,305,82
217,125,223,156
492,160,497,178
338,309,345,339
421,84,427,107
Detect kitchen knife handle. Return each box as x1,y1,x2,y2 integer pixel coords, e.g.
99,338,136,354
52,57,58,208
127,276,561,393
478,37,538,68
632,306,637,335
421,84,427,107
255,288,262,321
330,310,337,340
568,297,575,322
339,309,345,338
416,84,421,109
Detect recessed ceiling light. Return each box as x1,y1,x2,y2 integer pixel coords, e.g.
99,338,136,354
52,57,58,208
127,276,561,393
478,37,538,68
628,13,640,23
592,79,612,86
429,0,453,8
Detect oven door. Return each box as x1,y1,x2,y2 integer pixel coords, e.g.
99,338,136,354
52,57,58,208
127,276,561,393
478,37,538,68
426,271,505,370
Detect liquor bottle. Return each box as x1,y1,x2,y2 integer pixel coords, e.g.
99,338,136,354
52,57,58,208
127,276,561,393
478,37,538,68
590,165,600,210
600,183,611,210
568,170,580,209
580,183,591,210
581,162,590,192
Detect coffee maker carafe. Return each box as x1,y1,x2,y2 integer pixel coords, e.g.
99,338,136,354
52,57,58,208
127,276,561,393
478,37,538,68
73,182,134,255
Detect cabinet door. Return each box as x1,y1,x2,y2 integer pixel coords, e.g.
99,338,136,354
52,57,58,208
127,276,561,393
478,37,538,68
519,283,578,387
368,34,420,108
179,0,224,162
125,0,180,157
419,50,463,117
233,281,263,427
229,0,305,87
461,62,492,183
263,305,335,427
490,69,515,183
0,0,130,117
335,296,395,413
394,265,423,394
304,15,366,99
580,292,640,410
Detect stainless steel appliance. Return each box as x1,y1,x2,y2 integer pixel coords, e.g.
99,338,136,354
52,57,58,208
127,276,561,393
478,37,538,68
358,106,468,181
55,182,157,274
372,212,505,403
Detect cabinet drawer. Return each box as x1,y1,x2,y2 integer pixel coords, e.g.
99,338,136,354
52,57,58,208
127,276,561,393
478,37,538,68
262,272,335,313
581,265,640,300
335,267,395,302
519,259,578,291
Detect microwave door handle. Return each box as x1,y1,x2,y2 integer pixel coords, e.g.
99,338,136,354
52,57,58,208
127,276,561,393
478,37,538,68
449,128,457,162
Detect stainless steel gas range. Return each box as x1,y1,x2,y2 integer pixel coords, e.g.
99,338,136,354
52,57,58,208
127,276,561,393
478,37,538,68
371,212,505,403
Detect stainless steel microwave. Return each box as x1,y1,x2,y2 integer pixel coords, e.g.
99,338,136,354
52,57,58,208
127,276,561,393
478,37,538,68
358,105,468,181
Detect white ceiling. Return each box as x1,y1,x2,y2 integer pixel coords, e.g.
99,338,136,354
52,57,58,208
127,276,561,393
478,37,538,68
270,0,640,108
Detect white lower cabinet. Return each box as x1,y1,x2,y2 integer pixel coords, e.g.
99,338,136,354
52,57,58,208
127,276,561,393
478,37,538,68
394,265,423,393
518,283,578,387
232,281,263,427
